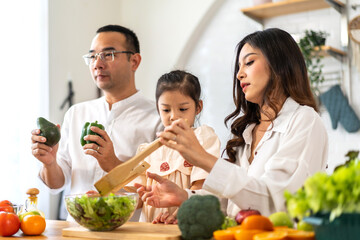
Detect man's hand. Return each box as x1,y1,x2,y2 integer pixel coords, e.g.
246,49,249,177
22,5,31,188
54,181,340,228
134,172,188,208
82,126,121,172
31,126,59,166
31,125,64,189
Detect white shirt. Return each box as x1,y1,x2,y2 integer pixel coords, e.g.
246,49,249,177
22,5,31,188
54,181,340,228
42,91,162,195
202,97,328,217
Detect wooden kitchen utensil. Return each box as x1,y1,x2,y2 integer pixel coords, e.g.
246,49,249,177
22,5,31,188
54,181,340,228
95,138,162,196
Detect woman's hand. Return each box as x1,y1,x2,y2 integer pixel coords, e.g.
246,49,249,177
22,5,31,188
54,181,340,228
82,126,121,172
157,119,218,172
134,172,188,208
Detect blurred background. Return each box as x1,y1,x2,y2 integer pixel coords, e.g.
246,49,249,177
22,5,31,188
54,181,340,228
1,0,359,220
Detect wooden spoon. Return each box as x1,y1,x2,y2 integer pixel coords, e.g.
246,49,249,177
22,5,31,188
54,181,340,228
95,138,162,196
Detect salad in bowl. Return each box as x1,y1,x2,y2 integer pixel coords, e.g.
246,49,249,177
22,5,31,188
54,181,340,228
65,191,138,231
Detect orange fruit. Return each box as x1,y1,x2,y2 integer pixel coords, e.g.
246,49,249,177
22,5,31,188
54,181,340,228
253,231,288,240
241,215,274,231
213,229,235,240
274,226,299,233
234,229,264,240
287,230,315,240
20,215,46,236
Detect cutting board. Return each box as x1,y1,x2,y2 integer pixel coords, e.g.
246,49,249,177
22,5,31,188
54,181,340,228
62,222,181,240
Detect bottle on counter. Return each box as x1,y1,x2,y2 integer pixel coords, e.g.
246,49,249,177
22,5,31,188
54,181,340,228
18,188,45,220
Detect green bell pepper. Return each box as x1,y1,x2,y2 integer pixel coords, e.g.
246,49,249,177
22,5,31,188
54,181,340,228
80,121,105,146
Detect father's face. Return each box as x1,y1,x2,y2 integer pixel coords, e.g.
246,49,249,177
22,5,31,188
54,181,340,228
88,32,134,92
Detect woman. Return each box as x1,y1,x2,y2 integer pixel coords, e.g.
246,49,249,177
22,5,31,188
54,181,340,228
135,28,328,217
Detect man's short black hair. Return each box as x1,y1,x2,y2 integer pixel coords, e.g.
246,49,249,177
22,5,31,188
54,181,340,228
96,25,140,53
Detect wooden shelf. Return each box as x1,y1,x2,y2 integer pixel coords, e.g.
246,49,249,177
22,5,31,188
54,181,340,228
240,0,345,22
314,45,346,61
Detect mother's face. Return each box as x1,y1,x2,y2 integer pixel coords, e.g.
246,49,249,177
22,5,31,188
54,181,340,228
236,43,271,105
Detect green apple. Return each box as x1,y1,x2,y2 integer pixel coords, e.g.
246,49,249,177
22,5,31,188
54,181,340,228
268,211,294,228
297,220,313,231
19,210,41,222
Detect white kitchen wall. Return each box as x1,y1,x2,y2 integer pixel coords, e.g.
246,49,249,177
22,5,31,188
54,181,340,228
49,0,123,126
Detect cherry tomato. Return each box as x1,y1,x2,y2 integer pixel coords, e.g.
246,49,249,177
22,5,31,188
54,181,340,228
0,211,21,237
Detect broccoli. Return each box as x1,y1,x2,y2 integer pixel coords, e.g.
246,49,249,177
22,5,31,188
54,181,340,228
177,195,225,240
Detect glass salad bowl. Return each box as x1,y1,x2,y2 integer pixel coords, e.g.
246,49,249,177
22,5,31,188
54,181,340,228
65,192,138,231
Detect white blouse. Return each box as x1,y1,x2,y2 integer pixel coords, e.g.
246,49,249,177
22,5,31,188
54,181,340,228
201,97,328,217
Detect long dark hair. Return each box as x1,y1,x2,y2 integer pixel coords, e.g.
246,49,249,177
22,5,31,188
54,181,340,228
224,28,317,163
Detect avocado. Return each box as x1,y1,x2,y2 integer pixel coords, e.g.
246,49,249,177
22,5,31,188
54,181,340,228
37,117,61,147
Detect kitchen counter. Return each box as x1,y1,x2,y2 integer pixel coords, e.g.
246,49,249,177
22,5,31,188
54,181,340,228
1,220,182,240
0,220,80,239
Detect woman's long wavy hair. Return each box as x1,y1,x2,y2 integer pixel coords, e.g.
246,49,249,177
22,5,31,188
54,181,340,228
224,28,317,163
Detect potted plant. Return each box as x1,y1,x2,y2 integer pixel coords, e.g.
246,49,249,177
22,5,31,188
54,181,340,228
298,30,329,93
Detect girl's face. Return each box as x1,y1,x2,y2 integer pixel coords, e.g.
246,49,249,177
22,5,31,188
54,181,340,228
157,90,202,127
236,43,271,105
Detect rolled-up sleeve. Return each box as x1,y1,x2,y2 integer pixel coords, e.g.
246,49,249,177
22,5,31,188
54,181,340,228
203,103,328,216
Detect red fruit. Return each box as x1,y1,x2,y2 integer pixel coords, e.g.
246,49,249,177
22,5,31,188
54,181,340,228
0,200,14,213
235,208,261,224
0,200,12,206
0,211,21,236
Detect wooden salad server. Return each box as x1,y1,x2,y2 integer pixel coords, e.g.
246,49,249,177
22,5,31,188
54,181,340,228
95,138,162,196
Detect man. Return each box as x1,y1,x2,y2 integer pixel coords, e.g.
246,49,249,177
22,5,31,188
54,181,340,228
31,25,162,200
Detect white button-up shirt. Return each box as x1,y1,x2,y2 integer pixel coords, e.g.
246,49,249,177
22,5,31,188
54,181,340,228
203,97,328,217
42,91,162,195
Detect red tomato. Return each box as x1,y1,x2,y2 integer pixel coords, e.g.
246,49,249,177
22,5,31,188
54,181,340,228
0,211,20,237
0,200,14,213
0,205,13,213
0,200,12,206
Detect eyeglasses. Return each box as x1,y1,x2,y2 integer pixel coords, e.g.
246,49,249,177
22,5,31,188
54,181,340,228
82,50,134,65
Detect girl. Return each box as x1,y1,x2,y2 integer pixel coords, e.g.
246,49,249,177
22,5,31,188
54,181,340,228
130,70,221,223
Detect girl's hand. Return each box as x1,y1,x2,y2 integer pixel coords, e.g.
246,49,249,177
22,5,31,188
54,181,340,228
153,210,178,224
134,172,188,208
82,126,120,172
157,118,218,172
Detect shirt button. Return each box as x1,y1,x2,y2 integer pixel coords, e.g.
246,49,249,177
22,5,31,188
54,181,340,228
191,191,196,194
255,151,258,155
